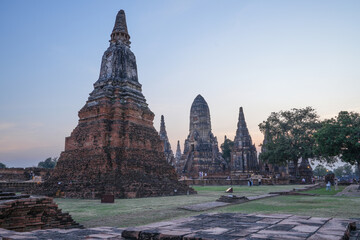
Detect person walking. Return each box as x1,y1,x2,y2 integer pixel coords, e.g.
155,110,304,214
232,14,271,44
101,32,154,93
326,181,331,191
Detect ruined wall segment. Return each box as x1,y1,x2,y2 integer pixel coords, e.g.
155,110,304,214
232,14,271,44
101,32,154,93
0,193,81,232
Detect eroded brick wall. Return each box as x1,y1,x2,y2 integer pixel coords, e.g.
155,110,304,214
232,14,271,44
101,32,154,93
0,193,81,232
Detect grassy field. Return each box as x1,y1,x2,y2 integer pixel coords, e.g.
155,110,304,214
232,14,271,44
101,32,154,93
54,184,360,228
218,186,360,218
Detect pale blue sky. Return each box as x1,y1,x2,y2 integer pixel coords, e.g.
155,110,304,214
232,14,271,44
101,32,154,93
1,0,359,167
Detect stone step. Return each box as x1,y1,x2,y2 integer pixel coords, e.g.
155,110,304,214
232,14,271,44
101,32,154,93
0,194,30,201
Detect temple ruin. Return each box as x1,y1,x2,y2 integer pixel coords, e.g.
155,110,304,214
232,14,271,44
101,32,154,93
38,10,194,198
159,115,175,166
230,107,259,172
177,95,227,177
175,140,182,165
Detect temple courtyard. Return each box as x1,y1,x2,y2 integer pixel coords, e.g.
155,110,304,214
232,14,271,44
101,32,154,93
1,184,360,239
52,185,359,228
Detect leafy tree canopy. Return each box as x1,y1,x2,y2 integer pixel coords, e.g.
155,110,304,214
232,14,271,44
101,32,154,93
333,164,354,178
220,136,234,163
315,111,360,175
38,157,57,169
259,107,320,176
0,162,6,168
313,164,329,177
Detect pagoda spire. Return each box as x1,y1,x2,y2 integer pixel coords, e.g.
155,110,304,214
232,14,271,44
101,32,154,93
110,9,131,46
235,107,252,147
159,115,175,165
231,106,258,172
175,140,182,161
160,115,166,134
237,107,247,129
159,115,170,152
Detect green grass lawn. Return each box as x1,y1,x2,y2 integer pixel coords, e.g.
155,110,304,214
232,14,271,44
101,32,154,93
217,186,360,218
192,184,316,197
54,184,360,228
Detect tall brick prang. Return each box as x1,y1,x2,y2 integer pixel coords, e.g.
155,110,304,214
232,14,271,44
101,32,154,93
177,95,227,177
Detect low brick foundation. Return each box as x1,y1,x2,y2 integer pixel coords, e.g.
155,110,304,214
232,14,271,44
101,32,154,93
0,192,82,232
0,181,37,192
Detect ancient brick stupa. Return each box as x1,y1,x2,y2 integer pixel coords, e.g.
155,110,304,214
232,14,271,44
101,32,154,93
40,10,194,198
178,95,227,177
159,115,175,166
230,107,259,172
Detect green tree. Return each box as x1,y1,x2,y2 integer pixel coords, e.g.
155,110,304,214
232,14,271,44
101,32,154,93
333,166,344,178
0,162,6,168
38,157,57,169
334,164,355,178
313,164,328,177
314,111,360,177
343,164,354,176
220,136,234,163
259,107,320,178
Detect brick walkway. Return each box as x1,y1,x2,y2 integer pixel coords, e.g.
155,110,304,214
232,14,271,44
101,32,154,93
1,213,358,239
